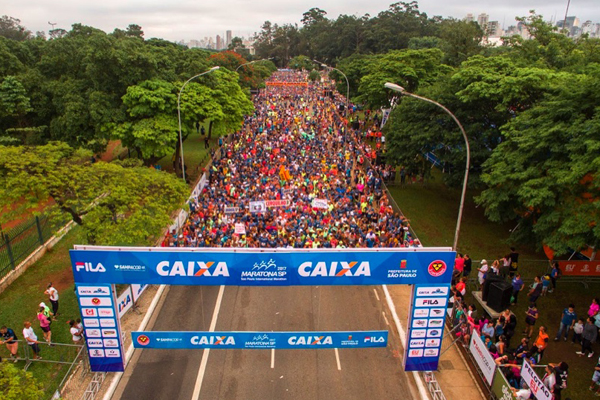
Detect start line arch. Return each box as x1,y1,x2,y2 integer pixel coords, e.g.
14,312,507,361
70,246,454,373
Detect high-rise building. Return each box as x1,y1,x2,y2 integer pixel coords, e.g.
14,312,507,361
226,30,232,48
465,14,474,23
477,13,489,30
216,35,223,50
487,21,502,37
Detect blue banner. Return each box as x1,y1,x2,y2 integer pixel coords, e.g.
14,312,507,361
70,247,455,286
403,284,451,371
76,284,125,372
131,331,388,349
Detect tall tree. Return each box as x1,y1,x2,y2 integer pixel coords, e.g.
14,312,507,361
0,142,188,245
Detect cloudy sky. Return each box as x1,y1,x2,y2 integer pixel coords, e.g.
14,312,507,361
6,0,599,43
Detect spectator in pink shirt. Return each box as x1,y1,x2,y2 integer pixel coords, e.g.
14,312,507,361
589,298,600,318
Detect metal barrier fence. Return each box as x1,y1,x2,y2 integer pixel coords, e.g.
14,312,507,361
0,215,55,279
0,339,89,399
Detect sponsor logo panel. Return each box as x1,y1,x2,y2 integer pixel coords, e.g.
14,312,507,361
411,329,427,338
83,318,99,328
408,349,423,358
415,298,447,307
79,297,113,307
413,308,429,318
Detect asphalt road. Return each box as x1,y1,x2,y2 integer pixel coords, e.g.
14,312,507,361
115,285,417,400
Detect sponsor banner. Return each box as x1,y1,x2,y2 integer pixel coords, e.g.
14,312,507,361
265,82,308,87
380,108,391,129
116,287,133,319
249,201,266,213
224,206,240,214
311,199,328,209
79,297,112,307
265,200,289,208
132,331,388,349
558,260,600,276
75,284,124,372
77,286,111,296
130,284,148,302
491,369,518,400
405,284,451,371
70,248,455,286
469,333,496,385
521,360,552,400
234,223,246,235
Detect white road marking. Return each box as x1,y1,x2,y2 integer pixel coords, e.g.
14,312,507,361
192,285,225,400
382,311,389,326
334,348,342,370
271,348,275,369
373,288,380,301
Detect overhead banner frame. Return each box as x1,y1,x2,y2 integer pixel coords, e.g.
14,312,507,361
70,246,454,372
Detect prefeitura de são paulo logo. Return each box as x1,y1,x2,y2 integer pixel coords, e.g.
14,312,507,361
427,260,447,277
137,335,150,346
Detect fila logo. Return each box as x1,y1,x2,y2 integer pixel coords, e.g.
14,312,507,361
298,261,371,277
75,262,106,273
288,336,333,345
364,336,385,343
156,261,230,277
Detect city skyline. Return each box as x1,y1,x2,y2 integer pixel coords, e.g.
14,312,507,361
4,0,599,43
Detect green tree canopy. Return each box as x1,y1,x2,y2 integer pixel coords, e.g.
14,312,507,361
0,142,188,245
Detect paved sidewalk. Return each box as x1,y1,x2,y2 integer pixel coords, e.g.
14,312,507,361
388,284,486,400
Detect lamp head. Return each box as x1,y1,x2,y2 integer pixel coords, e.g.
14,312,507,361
384,82,406,93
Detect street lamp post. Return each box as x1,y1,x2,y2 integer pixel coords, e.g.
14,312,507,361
177,66,220,182
384,82,470,252
235,58,274,72
315,61,350,118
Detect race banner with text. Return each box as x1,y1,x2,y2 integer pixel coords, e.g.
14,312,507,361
132,331,388,349
557,260,600,276
70,247,455,286
76,284,125,372
404,284,451,371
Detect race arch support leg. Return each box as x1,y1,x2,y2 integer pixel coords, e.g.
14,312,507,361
403,284,450,371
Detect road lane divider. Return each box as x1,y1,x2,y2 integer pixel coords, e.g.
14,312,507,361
192,285,225,400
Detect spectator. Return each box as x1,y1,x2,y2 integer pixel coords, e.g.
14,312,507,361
577,317,598,357
528,276,542,304
482,321,495,338
509,247,519,277
496,335,507,356
500,254,511,279
502,309,517,347
533,326,549,362
453,254,464,284
44,282,59,319
543,364,557,393
68,320,83,344
549,362,569,400
549,261,561,293
513,337,529,363
589,355,600,396
22,321,41,360
511,273,524,305
541,274,551,296
0,326,19,362
456,277,467,297
463,254,472,277
555,304,577,341
511,382,531,400
589,298,600,318
37,306,52,346
477,259,488,286
572,317,584,344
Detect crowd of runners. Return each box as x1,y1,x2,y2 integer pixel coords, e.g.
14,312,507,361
166,70,418,250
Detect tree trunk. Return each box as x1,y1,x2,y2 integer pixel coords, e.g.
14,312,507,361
208,120,214,139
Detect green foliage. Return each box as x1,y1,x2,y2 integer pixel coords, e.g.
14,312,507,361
358,48,450,108
0,75,31,117
289,55,314,71
477,66,600,254
0,142,188,245
0,15,33,41
0,362,44,400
